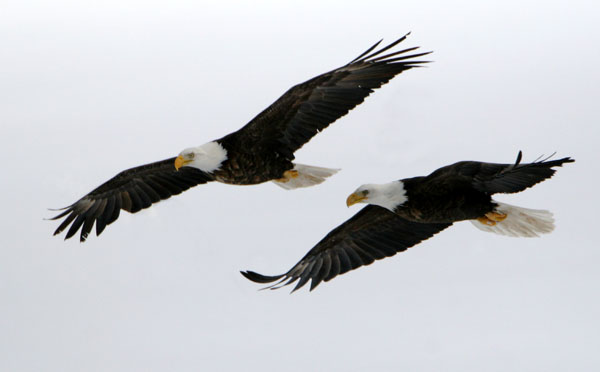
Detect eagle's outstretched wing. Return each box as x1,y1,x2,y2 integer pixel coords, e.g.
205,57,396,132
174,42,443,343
241,205,451,292
428,151,574,194
226,33,430,159
50,158,214,242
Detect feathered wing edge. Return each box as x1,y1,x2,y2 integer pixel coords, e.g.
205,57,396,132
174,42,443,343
241,206,452,293
472,151,575,194
49,158,215,242
232,33,432,158
346,32,430,67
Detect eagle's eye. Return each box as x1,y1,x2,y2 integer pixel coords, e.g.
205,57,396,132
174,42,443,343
362,190,370,196
187,152,195,159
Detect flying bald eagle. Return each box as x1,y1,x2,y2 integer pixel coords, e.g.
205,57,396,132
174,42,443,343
241,152,574,292
50,34,430,242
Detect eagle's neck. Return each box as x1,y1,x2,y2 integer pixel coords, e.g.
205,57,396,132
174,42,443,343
368,181,408,212
189,141,228,173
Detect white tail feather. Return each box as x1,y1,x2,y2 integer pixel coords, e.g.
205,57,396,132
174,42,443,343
272,163,340,190
470,201,555,237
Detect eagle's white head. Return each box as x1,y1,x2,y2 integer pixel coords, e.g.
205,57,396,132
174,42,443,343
346,181,407,212
174,141,228,173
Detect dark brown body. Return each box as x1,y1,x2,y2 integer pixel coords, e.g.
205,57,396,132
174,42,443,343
212,137,294,185
397,176,496,223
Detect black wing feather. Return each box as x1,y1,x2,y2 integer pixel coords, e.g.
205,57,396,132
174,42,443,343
241,205,451,292
429,151,575,194
50,157,214,242
229,34,431,159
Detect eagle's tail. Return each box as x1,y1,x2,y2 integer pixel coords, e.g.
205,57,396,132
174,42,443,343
470,201,555,237
272,163,340,190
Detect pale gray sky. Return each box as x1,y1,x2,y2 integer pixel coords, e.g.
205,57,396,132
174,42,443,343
2,1,599,371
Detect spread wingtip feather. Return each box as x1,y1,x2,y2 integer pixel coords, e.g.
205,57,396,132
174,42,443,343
240,270,285,284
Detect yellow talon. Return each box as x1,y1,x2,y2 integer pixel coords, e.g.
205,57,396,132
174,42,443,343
477,212,507,226
477,216,497,226
276,170,299,183
285,170,299,178
485,212,507,222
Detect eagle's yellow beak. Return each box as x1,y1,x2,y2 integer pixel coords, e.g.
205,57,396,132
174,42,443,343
174,155,190,171
346,192,367,207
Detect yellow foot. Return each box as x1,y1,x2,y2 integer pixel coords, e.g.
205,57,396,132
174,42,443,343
485,211,507,222
477,216,497,226
477,212,507,226
275,170,299,183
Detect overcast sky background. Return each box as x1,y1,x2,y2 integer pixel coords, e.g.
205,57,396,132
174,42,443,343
2,1,599,371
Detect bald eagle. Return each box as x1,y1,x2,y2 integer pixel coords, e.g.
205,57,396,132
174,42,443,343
241,152,574,292
51,34,429,242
